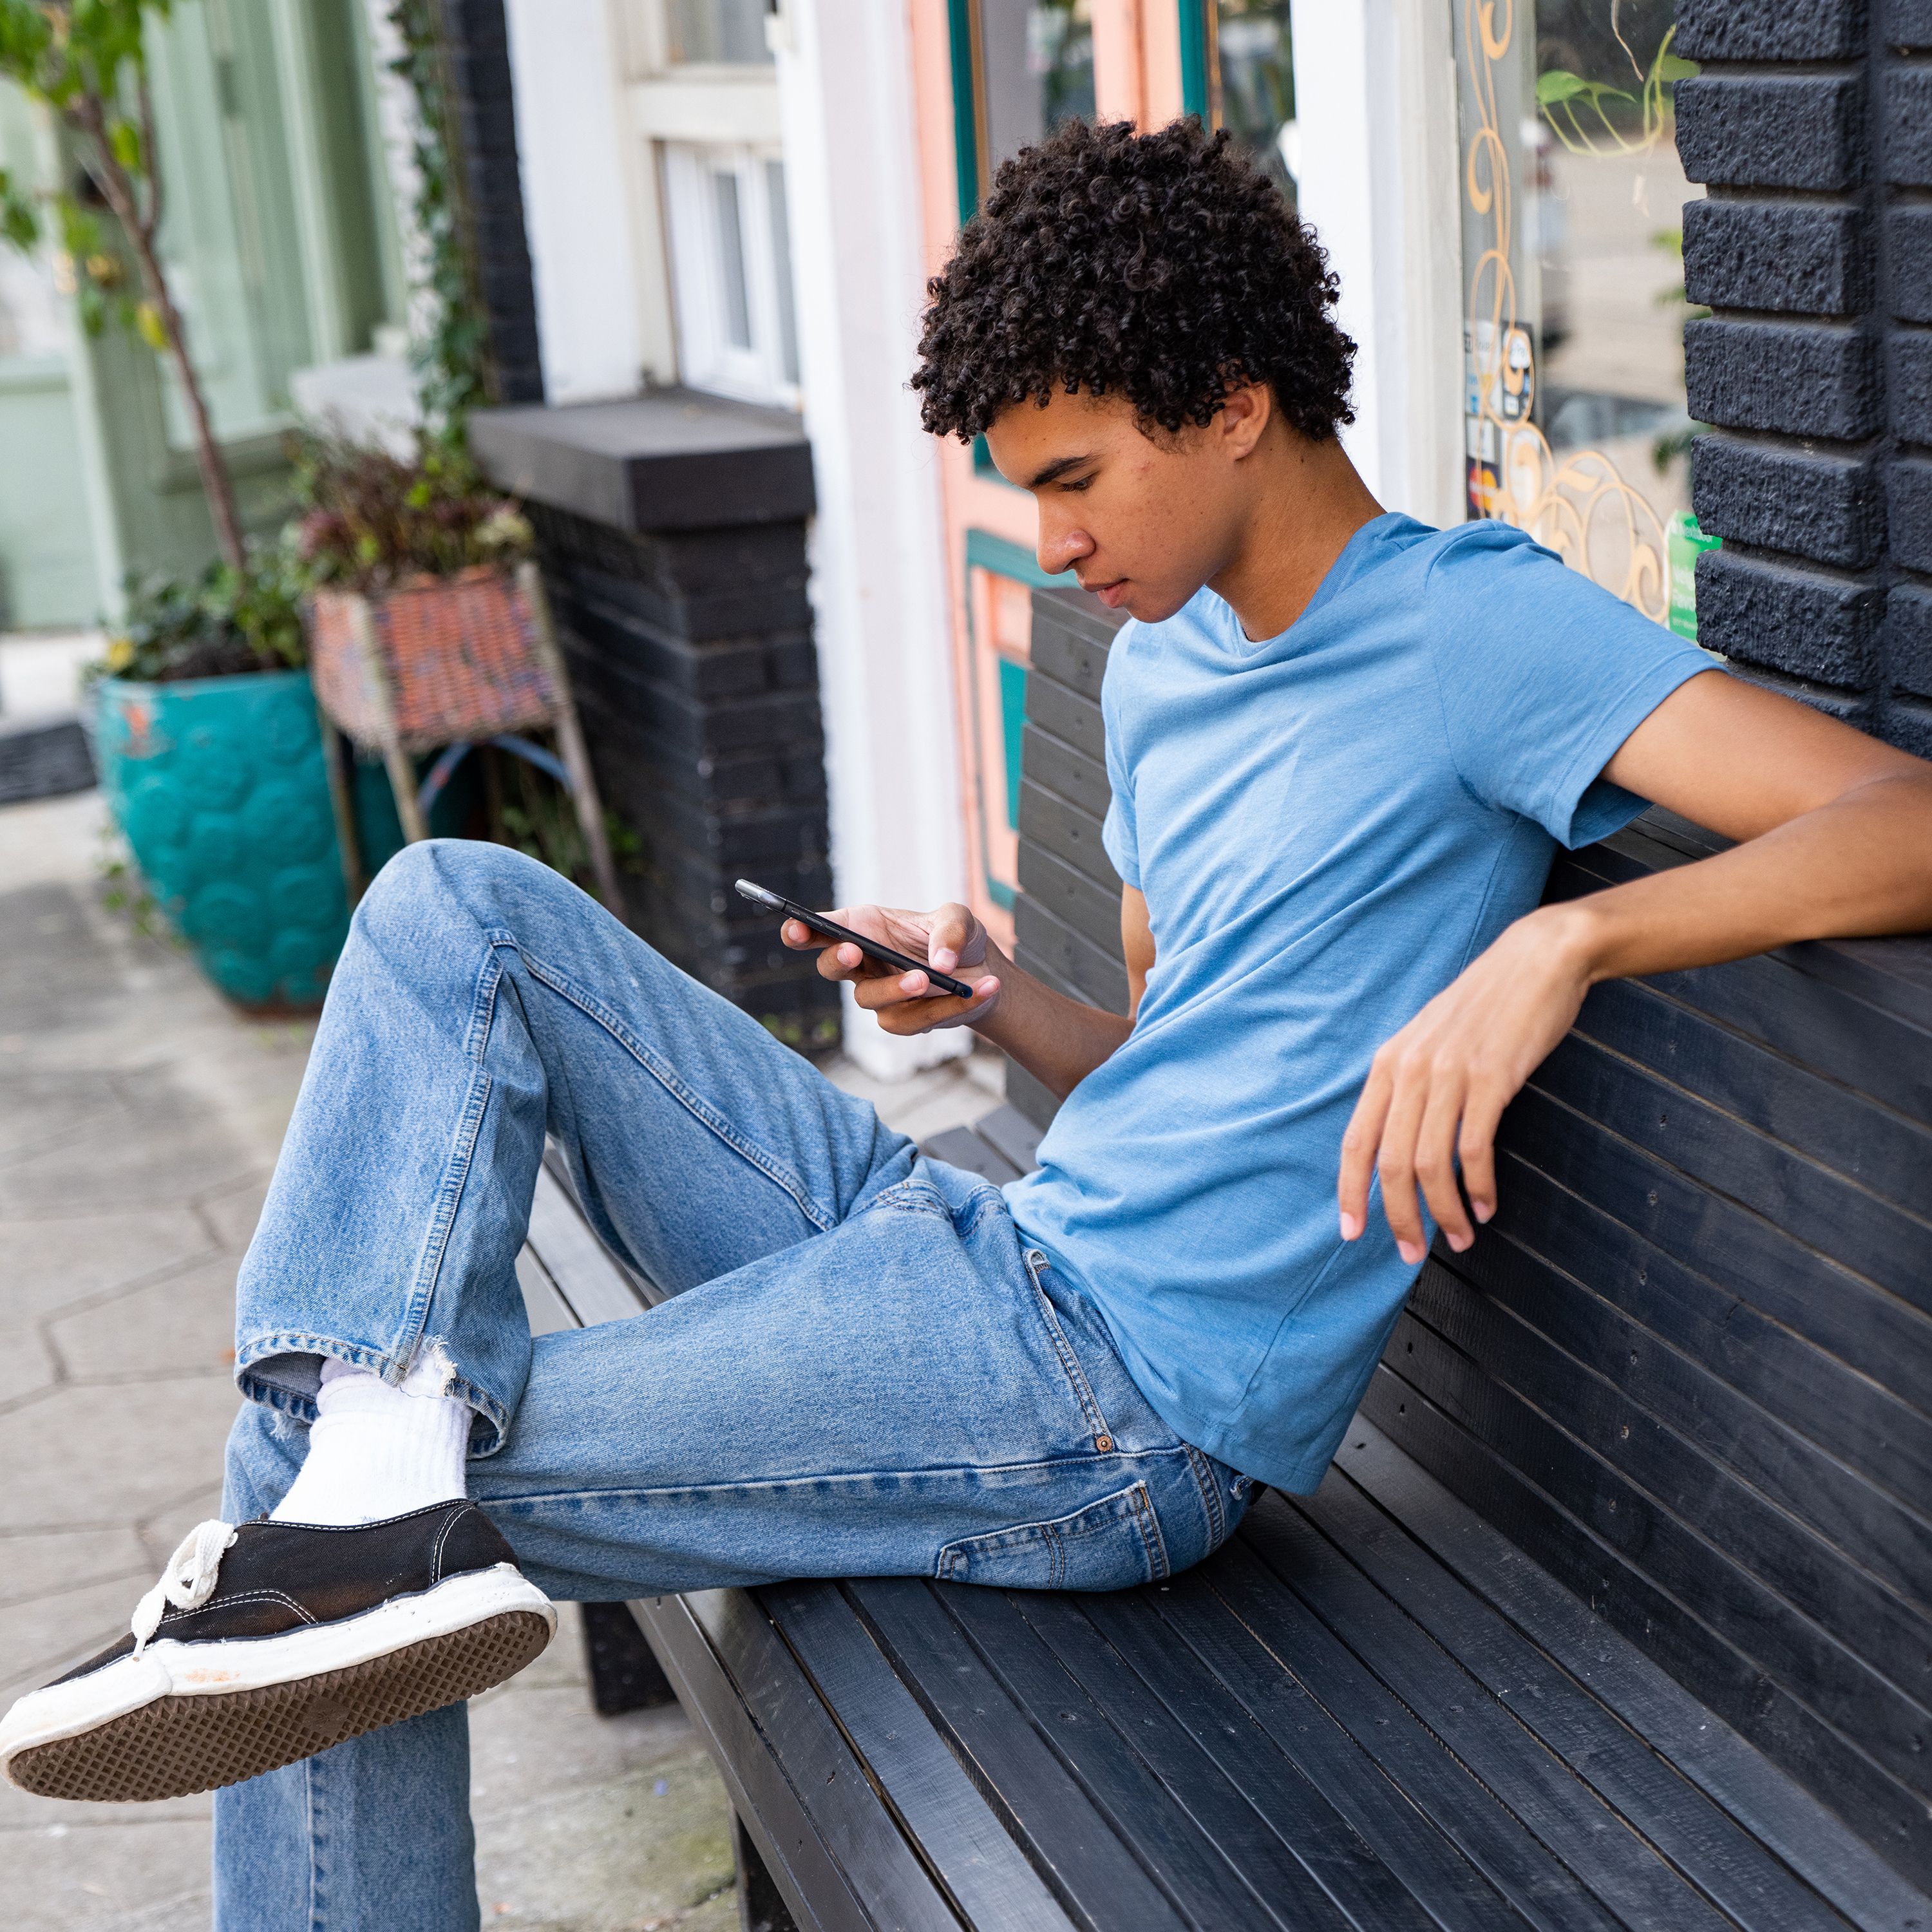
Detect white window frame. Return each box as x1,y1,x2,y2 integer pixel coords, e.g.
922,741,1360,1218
661,140,799,408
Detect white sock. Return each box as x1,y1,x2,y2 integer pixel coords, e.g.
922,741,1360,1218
270,1353,473,1528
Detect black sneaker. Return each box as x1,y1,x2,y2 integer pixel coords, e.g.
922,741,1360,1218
0,1500,554,1803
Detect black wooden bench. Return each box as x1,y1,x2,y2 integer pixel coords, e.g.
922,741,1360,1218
519,584,1932,1931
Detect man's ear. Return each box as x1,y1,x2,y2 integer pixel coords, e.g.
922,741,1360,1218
1217,381,1273,460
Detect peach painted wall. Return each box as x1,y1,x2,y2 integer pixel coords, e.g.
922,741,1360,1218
906,0,1191,949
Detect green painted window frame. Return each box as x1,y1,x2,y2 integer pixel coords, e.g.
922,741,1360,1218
1179,0,1211,120
963,529,1062,911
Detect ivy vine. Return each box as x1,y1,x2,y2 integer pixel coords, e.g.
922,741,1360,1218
385,0,492,440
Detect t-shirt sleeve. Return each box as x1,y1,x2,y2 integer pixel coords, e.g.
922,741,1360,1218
1099,629,1141,890
1426,525,1718,849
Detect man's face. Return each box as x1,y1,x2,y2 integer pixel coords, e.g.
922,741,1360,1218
981,386,1258,624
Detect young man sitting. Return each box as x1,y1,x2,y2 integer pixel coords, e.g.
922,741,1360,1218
6,118,1931,1929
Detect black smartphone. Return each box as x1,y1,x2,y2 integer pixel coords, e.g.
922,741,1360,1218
734,878,978,1000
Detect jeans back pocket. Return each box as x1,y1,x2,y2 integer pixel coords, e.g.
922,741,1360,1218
936,1481,1170,1591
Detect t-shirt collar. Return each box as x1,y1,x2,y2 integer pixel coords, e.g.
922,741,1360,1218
1210,510,1418,658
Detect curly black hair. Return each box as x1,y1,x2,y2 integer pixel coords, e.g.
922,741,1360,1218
913,118,1356,444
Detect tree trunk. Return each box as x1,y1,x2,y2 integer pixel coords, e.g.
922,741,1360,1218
126,229,247,571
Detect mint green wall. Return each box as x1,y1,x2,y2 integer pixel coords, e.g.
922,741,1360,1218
0,0,401,627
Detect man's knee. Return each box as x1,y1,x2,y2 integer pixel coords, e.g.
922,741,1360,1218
362,837,558,919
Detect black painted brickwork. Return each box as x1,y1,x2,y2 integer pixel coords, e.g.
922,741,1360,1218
1679,0,1932,750
437,0,543,404
1675,76,1865,192
529,504,839,1045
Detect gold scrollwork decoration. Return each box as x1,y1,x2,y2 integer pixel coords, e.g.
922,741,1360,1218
1462,0,1669,622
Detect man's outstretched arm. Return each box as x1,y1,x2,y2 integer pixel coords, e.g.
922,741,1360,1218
1339,669,1932,1264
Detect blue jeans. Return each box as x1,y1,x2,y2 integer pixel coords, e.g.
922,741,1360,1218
211,841,1245,1930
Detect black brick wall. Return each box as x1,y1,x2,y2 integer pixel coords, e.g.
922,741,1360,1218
529,504,840,1049
438,0,544,405
1676,0,1932,753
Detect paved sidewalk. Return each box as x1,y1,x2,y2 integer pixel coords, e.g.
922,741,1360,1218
0,786,1000,1931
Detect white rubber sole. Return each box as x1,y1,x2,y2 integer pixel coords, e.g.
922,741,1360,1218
0,1564,555,1802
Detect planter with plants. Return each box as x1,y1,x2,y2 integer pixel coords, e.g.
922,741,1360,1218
91,558,354,1007
294,434,624,913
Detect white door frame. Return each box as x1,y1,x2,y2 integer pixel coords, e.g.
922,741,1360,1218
772,0,969,1079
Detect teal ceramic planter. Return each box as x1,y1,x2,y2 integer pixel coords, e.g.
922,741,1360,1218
95,668,349,1009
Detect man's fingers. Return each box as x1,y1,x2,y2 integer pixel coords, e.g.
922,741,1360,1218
1375,1074,1430,1266
925,902,978,973
1338,1065,1392,1241
1457,1084,1508,1225
1414,1075,1473,1253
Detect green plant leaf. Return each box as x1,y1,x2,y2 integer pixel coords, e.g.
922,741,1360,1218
0,168,37,251
1656,53,1699,82
108,117,142,174
134,299,168,351
1535,68,1589,105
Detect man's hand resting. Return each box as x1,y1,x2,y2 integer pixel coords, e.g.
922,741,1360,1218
1338,905,1593,1265
782,902,1004,1034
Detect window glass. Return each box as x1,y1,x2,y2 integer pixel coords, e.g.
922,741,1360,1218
1208,0,1294,200
663,142,799,409
1454,0,1703,628
712,169,752,349
977,0,1094,184
667,0,772,66
765,158,800,387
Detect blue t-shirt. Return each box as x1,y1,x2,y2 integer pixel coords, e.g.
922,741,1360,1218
1003,513,1714,1492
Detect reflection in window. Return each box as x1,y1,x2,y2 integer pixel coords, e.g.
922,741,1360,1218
976,0,1095,184
766,158,800,388
712,170,752,350
667,0,772,66
1206,0,1295,200
1455,0,1703,627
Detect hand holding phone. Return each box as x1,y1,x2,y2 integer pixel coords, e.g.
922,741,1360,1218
735,879,980,1001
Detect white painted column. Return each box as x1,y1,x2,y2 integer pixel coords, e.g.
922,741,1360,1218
1290,0,1464,529
502,0,645,402
771,0,969,1081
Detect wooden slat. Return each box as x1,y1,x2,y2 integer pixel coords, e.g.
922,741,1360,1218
1526,1033,1932,1320
1074,1589,1526,1932
1249,1501,1817,1932
634,1587,961,1932
1018,778,1119,897
971,1103,1043,1176
1550,859,1932,1128
770,1583,1075,1931
1291,1475,1860,1932
939,1586,1347,1931
1025,671,1106,762
1448,1218,1932,1620
1359,1368,1932,1892
1479,1148,1932,1522
1567,976,1932,1216
1018,840,1124,957
848,1578,1194,1931
1159,1548,1628,1932
1389,1302,1932,1799
1021,721,1111,824
1014,895,1131,1016
1334,1422,1932,1932
1498,1085,1932,1417
922,1124,1024,1187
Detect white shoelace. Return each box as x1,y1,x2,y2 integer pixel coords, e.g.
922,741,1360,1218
131,1520,238,1654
